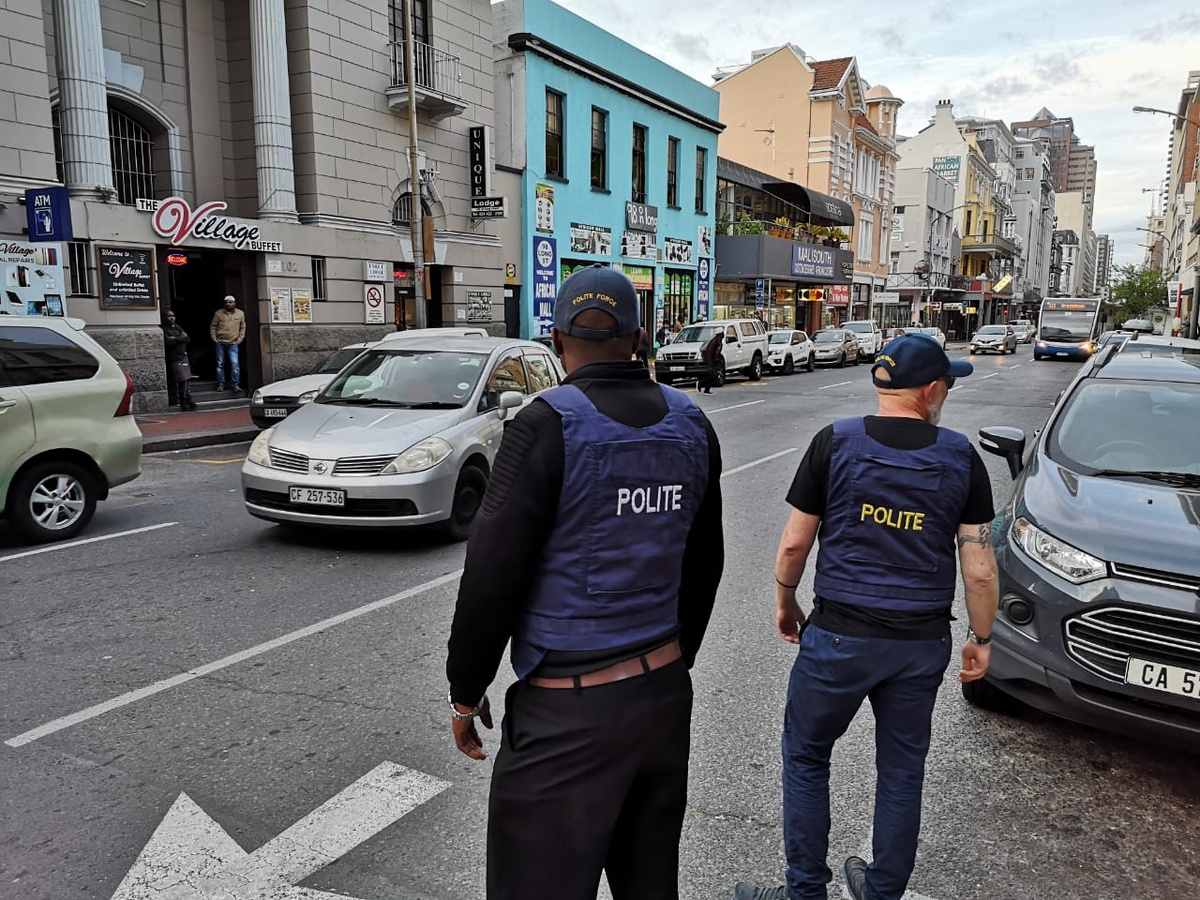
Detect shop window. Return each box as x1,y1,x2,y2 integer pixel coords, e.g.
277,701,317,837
545,89,565,179
666,137,679,208
632,124,647,203
68,241,94,296
591,107,607,190
311,257,327,301
695,147,707,213
663,269,694,327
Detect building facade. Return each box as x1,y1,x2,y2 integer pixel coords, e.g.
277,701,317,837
1011,136,1056,308
1159,70,1199,334
886,166,957,328
1,0,503,410
491,0,720,338
1056,191,1095,294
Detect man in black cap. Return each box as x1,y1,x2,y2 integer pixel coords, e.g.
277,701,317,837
736,334,999,900
446,263,724,900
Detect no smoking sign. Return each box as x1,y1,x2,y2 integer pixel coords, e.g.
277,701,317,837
364,284,385,324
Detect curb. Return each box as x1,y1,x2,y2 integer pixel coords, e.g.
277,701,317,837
142,427,260,454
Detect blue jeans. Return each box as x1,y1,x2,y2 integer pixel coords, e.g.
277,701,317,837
215,342,240,389
782,625,951,900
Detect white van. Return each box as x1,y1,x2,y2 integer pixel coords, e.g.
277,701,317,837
654,318,768,386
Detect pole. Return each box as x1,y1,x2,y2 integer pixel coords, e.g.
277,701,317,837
1190,271,1200,339
402,0,427,328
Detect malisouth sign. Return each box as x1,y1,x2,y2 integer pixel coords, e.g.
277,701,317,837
109,762,448,899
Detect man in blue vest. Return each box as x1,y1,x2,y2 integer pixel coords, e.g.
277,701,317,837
735,334,999,900
446,264,724,900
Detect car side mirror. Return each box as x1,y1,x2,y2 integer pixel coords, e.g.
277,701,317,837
979,426,1026,479
496,390,524,419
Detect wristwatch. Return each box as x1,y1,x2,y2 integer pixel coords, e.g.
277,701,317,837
967,627,992,646
448,691,486,721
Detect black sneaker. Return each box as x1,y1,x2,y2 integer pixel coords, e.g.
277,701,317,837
842,857,868,900
733,883,788,900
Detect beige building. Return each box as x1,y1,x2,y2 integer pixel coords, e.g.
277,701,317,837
1,0,503,410
713,46,901,320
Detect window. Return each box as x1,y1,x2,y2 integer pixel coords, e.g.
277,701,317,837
0,326,100,386
481,351,529,410
632,124,647,203
523,352,559,392
388,0,428,45
663,270,693,327
68,241,93,295
391,192,432,225
591,108,607,190
311,257,327,300
545,90,564,179
666,137,679,207
695,147,707,213
858,213,874,262
108,107,155,205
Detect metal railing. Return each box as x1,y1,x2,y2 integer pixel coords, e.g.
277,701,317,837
389,40,463,100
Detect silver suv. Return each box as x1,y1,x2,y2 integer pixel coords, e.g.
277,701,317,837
0,317,142,543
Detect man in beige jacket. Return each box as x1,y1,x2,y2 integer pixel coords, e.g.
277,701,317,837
209,294,246,392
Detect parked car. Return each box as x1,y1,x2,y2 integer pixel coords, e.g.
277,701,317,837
971,345,1200,748
1116,333,1200,356
810,329,860,367
1009,320,1036,343
969,324,1018,355
249,328,489,428
881,327,908,349
0,317,142,543
843,319,883,360
765,329,814,374
913,326,947,349
242,335,562,540
655,318,768,385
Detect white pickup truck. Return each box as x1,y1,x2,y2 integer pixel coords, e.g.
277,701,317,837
654,318,769,386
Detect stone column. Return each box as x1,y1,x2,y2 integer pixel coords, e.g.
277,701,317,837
53,0,114,197
250,0,298,222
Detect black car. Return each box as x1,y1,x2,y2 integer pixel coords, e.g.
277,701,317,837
972,346,1200,747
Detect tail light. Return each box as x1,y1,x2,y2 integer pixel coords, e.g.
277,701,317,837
115,371,135,417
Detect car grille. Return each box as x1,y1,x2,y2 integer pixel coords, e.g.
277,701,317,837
658,352,695,362
245,488,418,518
260,395,298,405
269,447,309,473
1112,563,1200,593
333,455,396,476
1064,606,1200,682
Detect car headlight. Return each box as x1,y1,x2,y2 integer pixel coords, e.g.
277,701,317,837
252,389,263,404
380,437,453,475
298,390,319,404
1011,516,1106,584
247,428,274,466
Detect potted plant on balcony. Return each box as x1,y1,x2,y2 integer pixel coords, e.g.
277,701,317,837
717,210,732,236
733,212,765,236
827,226,850,247
792,222,817,244
769,216,793,238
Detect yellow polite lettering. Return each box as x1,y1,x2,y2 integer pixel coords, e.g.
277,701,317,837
860,503,925,531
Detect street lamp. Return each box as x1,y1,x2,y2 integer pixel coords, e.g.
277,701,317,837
1132,106,1200,128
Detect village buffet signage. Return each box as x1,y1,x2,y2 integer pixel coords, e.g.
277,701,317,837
137,197,284,252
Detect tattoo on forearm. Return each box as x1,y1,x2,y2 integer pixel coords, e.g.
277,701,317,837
957,524,993,549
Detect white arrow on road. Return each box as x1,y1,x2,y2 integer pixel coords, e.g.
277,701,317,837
110,762,449,899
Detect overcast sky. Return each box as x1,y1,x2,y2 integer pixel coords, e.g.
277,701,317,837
553,0,1200,271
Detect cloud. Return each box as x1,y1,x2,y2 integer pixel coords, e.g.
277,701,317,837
1134,13,1200,42
665,30,715,68
864,21,910,56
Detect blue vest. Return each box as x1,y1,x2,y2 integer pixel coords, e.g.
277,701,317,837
812,417,972,611
512,383,710,678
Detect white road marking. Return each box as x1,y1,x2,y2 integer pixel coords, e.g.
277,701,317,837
708,399,766,413
982,372,1000,379
1009,364,1022,369
819,381,853,389
5,570,463,748
109,762,449,899
723,448,798,478
0,522,178,564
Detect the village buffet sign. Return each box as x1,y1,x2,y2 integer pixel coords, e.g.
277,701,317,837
137,197,284,252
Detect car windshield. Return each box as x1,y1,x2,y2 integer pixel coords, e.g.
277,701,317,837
977,326,1006,336
675,325,721,344
814,332,844,343
319,349,488,408
312,347,363,375
844,322,872,333
918,327,938,335
1050,380,1200,476
1040,311,1094,342
769,332,793,344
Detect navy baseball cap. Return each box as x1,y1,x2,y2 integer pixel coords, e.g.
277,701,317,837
871,334,973,389
553,264,641,340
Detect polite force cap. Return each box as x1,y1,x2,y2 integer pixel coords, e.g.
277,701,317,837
553,264,641,340
871,333,974,389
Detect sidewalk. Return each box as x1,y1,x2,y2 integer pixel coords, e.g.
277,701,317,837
138,404,259,454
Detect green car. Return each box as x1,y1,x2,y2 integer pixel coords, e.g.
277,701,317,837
1,317,142,543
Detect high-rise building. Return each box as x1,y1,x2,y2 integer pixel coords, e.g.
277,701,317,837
1011,109,1075,193
1094,234,1114,298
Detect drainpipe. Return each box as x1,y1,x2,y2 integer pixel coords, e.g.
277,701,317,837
403,0,427,328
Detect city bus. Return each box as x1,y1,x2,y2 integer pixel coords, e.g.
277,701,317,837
1034,297,1105,361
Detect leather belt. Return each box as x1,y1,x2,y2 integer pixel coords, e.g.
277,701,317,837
527,640,682,689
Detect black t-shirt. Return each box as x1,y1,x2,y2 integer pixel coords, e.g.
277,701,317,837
786,416,995,640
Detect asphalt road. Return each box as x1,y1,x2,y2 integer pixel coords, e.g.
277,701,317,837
2,345,1197,900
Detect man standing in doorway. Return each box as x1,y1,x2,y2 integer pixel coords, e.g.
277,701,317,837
210,294,246,392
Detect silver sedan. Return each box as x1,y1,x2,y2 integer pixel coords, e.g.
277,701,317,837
241,335,563,540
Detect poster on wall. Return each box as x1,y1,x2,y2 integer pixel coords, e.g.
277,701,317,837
697,226,712,257
535,183,555,234
620,231,656,261
1,241,66,316
663,237,693,265
466,290,492,322
97,246,156,310
291,288,313,323
696,257,711,320
269,287,293,323
532,237,558,335
569,223,612,256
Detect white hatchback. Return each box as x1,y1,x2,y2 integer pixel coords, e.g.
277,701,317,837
765,330,815,374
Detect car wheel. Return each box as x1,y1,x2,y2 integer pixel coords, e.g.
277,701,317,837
836,351,846,368
1034,353,1043,361
9,460,98,544
806,353,815,372
783,355,795,376
961,677,1022,714
442,464,488,543
748,354,763,381
714,361,726,387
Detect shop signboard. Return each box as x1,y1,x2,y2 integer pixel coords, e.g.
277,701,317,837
468,125,492,198
696,257,711,320
24,186,73,242
363,261,389,282
139,197,284,252
466,290,492,322
470,197,508,218
663,237,693,265
569,223,613,255
97,245,157,310
1,241,66,316
873,292,900,304
828,284,850,307
625,202,658,233
931,156,961,185
532,237,558,335
623,265,654,291
791,245,839,280
620,231,656,261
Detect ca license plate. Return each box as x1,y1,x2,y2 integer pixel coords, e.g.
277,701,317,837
1125,657,1200,699
265,408,288,418
289,487,345,507
669,366,684,372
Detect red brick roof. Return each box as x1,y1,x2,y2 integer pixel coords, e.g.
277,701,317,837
810,57,852,91
854,113,879,136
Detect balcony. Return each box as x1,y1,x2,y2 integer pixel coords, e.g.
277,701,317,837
387,40,467,122
962,233,1018,258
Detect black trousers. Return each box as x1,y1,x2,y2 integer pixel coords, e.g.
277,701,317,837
487,659,693,900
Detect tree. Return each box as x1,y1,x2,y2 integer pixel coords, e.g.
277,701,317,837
1110,265,1170,321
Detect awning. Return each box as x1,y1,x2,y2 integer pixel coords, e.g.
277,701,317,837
762,182,855,227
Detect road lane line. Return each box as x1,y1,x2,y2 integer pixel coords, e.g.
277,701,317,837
982,372,1000,379
1009,364,1022,369
4,569,463,748
708,399,766,413
819,381,853,390
0,522,178,564
723,448,798,478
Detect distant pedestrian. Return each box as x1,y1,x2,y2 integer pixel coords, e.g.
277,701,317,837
699,328,724,394
209,294,245,393
162,310,196,410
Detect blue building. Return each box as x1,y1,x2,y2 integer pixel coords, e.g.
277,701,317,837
492,0,722,338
